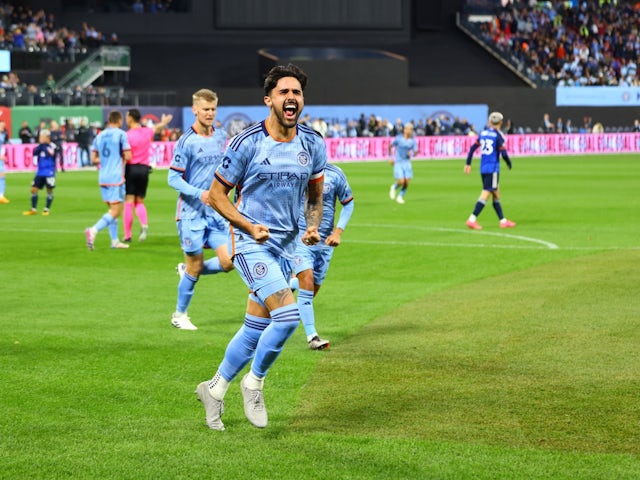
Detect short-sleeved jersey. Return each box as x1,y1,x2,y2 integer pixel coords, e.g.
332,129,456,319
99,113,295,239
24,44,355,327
468,127,508,174
126,126,154,165
92,127,130,186
215,121,326,259
169,126,228,220
297,162,353,243
33,143,56,177
391,135,417,163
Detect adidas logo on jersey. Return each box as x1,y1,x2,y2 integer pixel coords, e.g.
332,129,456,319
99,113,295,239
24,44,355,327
260,158,271,165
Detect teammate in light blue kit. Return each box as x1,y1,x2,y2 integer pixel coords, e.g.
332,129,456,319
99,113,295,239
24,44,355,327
464,111,516,230
290,163,354,350
167,89,233,331
85,111,131,250
196,64,325,431
388,122,417,204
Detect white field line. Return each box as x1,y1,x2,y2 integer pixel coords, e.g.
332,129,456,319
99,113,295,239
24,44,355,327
4,225,639,251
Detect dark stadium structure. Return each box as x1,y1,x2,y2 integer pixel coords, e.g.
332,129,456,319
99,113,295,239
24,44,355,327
16,0,639,130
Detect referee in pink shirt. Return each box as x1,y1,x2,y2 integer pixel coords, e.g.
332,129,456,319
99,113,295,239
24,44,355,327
124,109,173,242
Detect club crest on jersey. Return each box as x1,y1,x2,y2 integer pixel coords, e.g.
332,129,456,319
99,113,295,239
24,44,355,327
253,262,268,278
297,151,310,166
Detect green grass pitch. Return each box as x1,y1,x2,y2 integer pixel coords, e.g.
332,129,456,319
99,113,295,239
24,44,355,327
1,154,639,479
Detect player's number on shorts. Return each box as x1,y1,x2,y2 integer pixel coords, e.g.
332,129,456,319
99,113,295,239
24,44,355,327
480,139,494,155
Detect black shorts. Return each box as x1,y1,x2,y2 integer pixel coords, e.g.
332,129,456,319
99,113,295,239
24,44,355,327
32,175,56,190
125,164,151,197
481,172,499,192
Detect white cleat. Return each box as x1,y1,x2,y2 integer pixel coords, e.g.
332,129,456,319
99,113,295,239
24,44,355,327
171,312,198,330
195,382,225,431
396,196,405,204
240,374,268,428
389,184,397,200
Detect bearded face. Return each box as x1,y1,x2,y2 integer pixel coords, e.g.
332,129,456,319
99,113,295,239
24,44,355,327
266,76,304,129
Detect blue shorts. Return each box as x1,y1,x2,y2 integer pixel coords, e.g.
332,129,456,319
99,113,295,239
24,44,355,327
100,184,125,204
32,175,56,189
292,241,335,286
177,213,229,255
393,162,413,180
233,248,293,302
481,172,499,192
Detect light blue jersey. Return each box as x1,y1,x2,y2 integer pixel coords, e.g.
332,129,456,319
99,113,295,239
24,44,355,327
91,127,130,186
168,126,228,221
391,134,417,164
215,121,326,259
297,162,354,243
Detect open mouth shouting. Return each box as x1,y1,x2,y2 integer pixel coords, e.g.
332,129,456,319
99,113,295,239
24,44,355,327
283,101,298,122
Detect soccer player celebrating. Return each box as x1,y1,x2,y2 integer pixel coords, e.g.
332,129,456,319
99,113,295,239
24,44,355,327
196,63,325,431
388,122,417,204
23,129,57,216
290,162,354,350
84,110,132,249
167,89,233,331
464,111,516,230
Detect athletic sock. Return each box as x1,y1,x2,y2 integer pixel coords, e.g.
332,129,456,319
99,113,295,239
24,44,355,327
472,199,486,217
202,257,224,275
493,201,505,220
123,202,134,239
218,314,270,384
251,304,300,378
94,213,114,232
135,203,148,226
0,176,5,195
31,193,38,209
208,371,230,401
45,194,53,210
298,289,316,338
107,217,119,241
176,271,198,313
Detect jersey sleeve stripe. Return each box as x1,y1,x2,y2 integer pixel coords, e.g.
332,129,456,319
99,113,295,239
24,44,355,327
214,172,234,189
309,172,324,183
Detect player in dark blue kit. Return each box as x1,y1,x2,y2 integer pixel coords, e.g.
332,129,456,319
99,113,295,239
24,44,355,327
23,129,57,216
464,111,516,230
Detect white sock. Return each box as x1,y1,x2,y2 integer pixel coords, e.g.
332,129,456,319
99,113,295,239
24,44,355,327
244,370,264,390
208,371,230,400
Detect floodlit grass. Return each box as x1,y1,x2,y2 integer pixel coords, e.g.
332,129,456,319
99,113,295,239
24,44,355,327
1,154,639,479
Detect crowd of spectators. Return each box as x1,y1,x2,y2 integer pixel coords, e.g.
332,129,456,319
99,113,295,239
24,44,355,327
0,3,119,61
462,0,640,87
298,113,478,139
0,1,127,107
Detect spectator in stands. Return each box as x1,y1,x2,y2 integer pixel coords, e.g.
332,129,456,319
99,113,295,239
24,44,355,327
49,120,65,172
19,120,34,144
76,118,93,167
542,113,555,133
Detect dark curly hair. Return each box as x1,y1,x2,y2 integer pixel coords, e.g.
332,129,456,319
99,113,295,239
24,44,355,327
263,63,308,96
